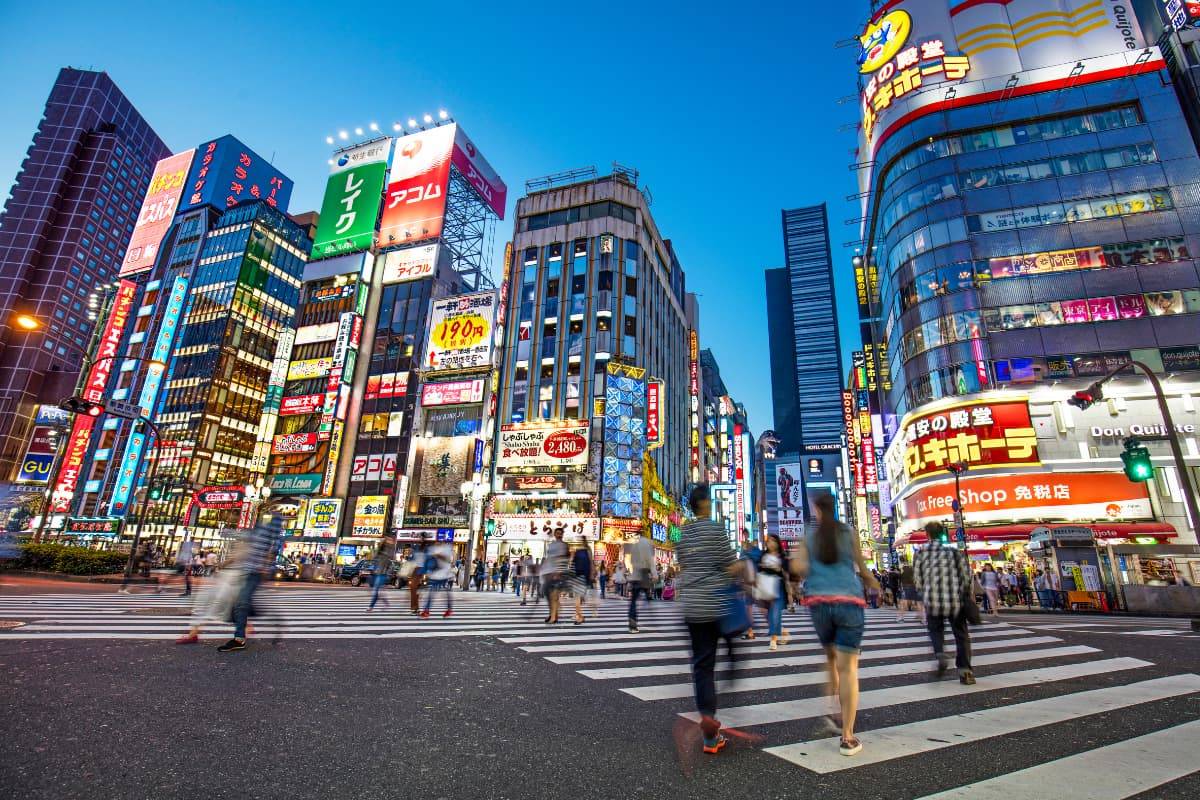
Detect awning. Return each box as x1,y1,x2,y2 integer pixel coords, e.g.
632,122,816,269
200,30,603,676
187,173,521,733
899,521,1176,546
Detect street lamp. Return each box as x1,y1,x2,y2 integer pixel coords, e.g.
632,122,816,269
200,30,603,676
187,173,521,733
14,314,40,331
947,461,968,549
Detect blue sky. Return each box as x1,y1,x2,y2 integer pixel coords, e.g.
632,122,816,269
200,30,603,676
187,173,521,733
0,0,867,432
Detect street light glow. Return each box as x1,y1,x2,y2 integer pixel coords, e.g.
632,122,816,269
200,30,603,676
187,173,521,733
325,136,334,145
338,130,348,140
423,114,433,124
438,110,448,120
408,119,418,128
15,314,40,331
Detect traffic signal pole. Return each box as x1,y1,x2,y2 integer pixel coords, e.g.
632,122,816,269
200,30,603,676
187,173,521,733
1075,361,1200,540
123,416,163,580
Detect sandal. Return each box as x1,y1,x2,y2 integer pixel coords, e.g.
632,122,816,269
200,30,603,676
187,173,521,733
839,736,862,756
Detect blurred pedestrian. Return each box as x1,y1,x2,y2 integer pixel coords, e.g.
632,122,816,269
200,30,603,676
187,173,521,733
678,484,741,755
896,560,920,622
980,563,1001,619
421,540,454,618
914,521,975,685
520,553,536,606
219,514,283,652
571,544,593,625
626,534,654,633
500,559,511,593
759,534,789,651
790,494,878,757
598,561,609,598
367,541,393,612
613,563,627,598
542,528,569,624
472,558,486,591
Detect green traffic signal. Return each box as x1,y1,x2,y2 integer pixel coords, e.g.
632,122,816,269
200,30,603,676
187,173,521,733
1120,439,1154,483
148,486,163,500
485,519,495,538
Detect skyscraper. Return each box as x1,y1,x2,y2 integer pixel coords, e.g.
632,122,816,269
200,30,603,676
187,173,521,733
0,69,168,479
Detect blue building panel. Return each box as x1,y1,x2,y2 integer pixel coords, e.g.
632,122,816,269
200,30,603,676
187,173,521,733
179,134,293,214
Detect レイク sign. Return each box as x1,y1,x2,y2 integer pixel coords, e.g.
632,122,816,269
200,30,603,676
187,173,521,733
311,140,390,260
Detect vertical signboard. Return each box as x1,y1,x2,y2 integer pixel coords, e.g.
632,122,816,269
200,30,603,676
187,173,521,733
310,139,390,260
51,280,138,512
109,276,190,515
646,378,664,450
376,125,456,248
688,331,701,481
734,424,747,537
179,135,293,213
120,150,195,277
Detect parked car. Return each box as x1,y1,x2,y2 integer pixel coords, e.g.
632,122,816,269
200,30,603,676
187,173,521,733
336,558,397,586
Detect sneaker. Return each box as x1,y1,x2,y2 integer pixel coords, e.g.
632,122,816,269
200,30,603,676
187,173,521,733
443,609,453,618
769,638,778,651
366,607,376,613
420,610,431,618
780,631,790,645
702,734,728,754
117,588,131,594
175,633,199,645
839,736,863,756
959,669,976,685
628,626,640,634
217,638,246,653
936,654,950,677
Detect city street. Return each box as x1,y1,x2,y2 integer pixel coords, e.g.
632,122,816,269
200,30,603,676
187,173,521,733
2,579,1198,799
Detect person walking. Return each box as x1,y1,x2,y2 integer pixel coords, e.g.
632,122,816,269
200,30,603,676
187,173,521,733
400,544,424,616
472,558,486,591
677,484,741,755
759,534,789,651
980,563,1001,620
367,541,393,611
204,548,219,576
897,560,921,621
789,494,879,757
626,534,654,633
570,544,593,625
613,563,627,599
520,553,536,606
219,513,283,653
1034,568,1054,611
421,540,454,618
500,559,511,593
542,528,570,624
913,521,975,685
598,562,609,598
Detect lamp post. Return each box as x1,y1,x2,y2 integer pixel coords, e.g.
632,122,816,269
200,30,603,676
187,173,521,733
947,461,968,549
460,480,487,588
122,415,162,580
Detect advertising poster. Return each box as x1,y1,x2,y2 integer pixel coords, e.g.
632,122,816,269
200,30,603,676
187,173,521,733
351,495,389,538
280,394,324,416
420,378,485,407
449,123,508,219
497,421,591,472
898,398,1039,488
646,379,664,448
417,437,474,496
773,460,805,539
376,125,455,247
423,291,497,372
897,471,1152,530
180,135,292,213
311,140,390,260
364,371,409,400
120,150,195,276
491,517,599,541
272,433,319,454
287,357,333,381
381,243,441,284
304,498,342,538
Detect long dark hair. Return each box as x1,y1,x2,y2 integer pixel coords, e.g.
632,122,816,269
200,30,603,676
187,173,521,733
814,494,839,565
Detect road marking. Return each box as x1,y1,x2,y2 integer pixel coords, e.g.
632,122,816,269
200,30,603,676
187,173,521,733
576,635,1063,679
620,645,1101,701
682,657,1150,727
915,718,1200,799
766,673,1200,772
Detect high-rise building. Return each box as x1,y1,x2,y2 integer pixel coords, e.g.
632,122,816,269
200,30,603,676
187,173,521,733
854,1,1200,563
0,69,168,479
491,166,692,563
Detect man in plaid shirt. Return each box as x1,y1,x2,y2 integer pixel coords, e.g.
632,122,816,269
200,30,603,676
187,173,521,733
913,521,975,685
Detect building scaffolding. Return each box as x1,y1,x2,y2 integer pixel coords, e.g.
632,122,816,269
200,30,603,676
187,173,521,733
441,167,497,291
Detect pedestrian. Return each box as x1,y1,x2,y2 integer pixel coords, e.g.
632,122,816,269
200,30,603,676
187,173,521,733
759,534,789,651
367,541,393,611
219,513,283,652
677,484,741,755
980,563,1001,619
598,562,609,598
653,565,665,600
500,558,511,593
570,544,593,625
1034,568,1054,611
1017,568,1032,608
613,563,626,598
897,560,921,621
472,558,486,591
913,521,976,685
542,528,569,624
176,538,196,597
520,553,536,606
399,545,423,615
205,549,218,576
421,540,454,618
625,533,654,633
789,494,878,757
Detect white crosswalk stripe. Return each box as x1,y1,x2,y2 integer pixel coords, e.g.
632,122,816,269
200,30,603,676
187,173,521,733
5,591,1197,795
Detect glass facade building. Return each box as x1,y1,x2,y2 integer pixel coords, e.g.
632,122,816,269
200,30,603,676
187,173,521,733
0,69,168,477
766,205,845,455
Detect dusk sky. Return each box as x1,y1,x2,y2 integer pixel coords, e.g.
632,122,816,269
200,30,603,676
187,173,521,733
0,0,868,432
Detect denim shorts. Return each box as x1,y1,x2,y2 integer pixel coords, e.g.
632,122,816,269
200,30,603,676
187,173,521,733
809,602,865,653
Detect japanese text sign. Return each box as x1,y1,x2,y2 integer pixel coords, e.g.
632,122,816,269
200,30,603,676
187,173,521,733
902,398,1039,482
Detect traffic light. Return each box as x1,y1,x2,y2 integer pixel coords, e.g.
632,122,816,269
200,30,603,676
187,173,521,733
1067,383,1104,410
148,485,163,501
485,519,495,538
1120,438,1154,482
59,396,103,416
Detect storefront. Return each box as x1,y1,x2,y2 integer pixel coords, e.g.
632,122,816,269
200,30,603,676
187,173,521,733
486,497,599,562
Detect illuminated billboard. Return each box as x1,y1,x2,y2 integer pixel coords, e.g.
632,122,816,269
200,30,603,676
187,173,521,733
423,291,497,373
449,123,507,219
497,421,591,472
376,126,455,248
179,135,293,213
856,0,1152,167
311,139,390,260
381,243,441,284
120,150,195,276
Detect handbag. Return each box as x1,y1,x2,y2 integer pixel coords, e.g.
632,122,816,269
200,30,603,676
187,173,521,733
398,560,417,579
719,585,752,637
754,572,779,602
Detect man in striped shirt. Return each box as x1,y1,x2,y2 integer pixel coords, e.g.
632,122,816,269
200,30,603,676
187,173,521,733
913,521,975,684
677,484,740,754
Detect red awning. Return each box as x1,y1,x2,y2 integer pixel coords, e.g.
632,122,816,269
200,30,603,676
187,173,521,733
901,521,1176,545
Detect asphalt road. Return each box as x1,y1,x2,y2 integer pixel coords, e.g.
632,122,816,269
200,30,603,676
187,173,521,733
2,578,1199,800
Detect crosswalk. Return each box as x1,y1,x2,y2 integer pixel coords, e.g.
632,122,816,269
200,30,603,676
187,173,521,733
492,599,1200,797
1005,614,1199,638
2,588,1198,795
